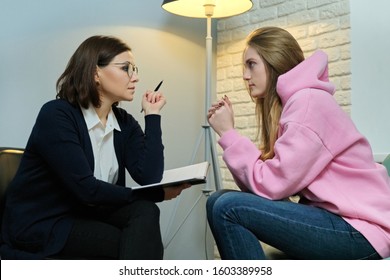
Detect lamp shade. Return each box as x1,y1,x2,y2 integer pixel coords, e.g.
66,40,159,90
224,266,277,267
162,0,253,18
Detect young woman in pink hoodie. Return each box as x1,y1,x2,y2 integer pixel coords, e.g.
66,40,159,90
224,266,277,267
206,27,390,259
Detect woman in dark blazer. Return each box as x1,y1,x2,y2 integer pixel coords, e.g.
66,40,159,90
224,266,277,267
0,35,188,259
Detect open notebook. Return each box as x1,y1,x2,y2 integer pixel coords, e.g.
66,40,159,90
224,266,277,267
130,161,210,190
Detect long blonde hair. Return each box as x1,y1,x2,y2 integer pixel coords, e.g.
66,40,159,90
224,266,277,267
245,27,304,160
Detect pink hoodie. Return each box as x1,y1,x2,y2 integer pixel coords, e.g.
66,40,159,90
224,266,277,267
218,50,390,258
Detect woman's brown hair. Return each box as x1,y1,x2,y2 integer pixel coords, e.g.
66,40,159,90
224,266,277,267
56,35,131,108
245,27,304,160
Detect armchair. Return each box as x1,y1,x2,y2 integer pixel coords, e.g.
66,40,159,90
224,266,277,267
0,147,24,229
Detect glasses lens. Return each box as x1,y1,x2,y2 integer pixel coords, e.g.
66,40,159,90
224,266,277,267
131,65,138,75
128,65,138,77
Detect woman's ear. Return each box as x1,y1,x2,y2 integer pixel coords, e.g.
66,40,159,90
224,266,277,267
94,67,101,84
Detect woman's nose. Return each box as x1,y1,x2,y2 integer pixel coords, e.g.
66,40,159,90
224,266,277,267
131,72,139,82
243,71,250,80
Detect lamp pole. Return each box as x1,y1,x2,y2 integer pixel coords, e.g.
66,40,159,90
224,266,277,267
204,14,223,191
189,3,222,192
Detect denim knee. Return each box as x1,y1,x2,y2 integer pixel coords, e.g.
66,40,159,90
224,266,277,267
206,191,219,213
207,190,236,212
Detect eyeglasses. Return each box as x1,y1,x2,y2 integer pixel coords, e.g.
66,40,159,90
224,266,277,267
109,62,139,78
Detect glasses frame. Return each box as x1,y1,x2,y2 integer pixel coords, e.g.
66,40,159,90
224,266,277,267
108,62,139,78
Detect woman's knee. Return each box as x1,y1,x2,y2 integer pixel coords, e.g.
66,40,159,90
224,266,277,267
207,189,241,216
131,200,160,218
112,200,161,228
207,189,231,212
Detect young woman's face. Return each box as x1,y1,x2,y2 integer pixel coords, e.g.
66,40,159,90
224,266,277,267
96,51,139,104
243,46,268,99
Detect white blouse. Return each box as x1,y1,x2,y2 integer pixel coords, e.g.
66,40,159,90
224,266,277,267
80,105,121,184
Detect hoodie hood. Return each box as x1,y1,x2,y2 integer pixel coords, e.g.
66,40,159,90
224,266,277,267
276,50,336,106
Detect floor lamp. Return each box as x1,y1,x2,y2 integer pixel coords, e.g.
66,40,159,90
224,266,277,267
162,0,253,192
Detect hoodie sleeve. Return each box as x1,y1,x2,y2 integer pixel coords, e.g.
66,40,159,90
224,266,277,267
219,125,333,200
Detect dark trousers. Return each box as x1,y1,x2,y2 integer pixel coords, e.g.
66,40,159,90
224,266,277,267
57,200,163,260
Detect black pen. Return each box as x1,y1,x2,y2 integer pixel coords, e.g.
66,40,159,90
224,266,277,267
141,80,164,113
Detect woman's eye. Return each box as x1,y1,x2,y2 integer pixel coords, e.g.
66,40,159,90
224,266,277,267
248,61,255,68
122,66,129,72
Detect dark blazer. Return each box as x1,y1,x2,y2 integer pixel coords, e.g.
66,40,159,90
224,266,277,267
0,99,164,259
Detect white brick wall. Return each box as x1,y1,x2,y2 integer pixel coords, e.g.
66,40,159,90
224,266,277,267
215,0,350,190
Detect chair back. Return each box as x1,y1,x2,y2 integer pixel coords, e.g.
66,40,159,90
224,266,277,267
0,148,24,222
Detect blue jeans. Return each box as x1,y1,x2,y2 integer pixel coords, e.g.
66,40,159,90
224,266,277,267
207,190,381,260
